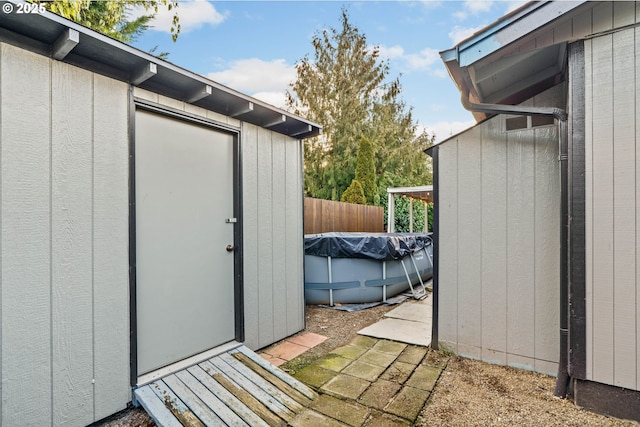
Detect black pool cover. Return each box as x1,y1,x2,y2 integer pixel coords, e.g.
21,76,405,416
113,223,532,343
304,232,432,261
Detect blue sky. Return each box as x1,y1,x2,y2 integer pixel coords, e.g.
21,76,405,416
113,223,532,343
133,1,525,142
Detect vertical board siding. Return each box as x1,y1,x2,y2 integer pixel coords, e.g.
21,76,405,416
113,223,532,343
585,26,640,391
1,43,52,427
612,29,637,390
436,85,561,374
437,141,458,352
0,44,131,425
241,123,260,348
480,116,507,364
51,60,94,427
590,34,616,386
92,75,130,419
242,124,305,350
456,126,482,358
506,127,536,365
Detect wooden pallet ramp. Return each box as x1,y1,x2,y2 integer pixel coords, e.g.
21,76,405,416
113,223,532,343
134,345,317,426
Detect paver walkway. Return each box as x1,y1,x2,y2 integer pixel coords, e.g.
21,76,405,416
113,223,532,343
289,335,448,426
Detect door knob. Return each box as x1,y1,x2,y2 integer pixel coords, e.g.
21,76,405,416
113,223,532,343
226,244,235,252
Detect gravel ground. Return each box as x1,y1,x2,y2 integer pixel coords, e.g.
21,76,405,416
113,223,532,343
97,302,639,426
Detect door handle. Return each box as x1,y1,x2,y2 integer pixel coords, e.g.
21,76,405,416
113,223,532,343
226,245,235,252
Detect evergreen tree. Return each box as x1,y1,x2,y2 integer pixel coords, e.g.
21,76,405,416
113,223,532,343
341,179,366,205
287,8,433,208
42,0,180,43
354,136,378,205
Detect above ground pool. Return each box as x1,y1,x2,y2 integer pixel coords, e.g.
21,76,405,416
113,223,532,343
304,232,433,306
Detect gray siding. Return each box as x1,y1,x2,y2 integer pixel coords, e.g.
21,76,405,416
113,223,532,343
133,89,306,352
584,23,640,391
0,44,130,425
436,85,563,375
242,123,305,350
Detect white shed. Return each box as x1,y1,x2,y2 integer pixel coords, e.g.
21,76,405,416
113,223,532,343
429,1,640,421
0,7,319,426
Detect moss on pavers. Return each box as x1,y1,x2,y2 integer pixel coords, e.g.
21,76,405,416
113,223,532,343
397,345,428,365
321,374,371,400
293,365,338,389
359,349,397,368
384,386,430,421
358,379,402,410
379,361,415,384
311,394,370,427
350,335,379,349
330,344,368,360
422,350,449,369
372,340,407,356
341,360,386,382
405,364,442,391
289,408,348,427
315,354,355,372
363,410,411,427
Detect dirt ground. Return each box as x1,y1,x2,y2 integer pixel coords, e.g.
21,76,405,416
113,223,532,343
98,303,638,426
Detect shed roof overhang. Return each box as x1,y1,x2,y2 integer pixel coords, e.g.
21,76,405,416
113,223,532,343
0,0,321,139
440,0,588,122
387,186,433,204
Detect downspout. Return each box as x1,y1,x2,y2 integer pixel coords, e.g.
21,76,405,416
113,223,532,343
461,93,570,398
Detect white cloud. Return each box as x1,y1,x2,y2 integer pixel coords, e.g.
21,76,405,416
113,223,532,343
207,58,296,107
466,0,494,14
404,48,440,71
250,91,288,110
448,25,485,44
146,0,226,33
424,120,476,143
376,45,405,60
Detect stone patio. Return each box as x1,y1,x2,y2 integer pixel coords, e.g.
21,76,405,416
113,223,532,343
289,335,449,426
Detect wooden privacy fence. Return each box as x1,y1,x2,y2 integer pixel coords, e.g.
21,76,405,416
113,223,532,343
304,197,384,234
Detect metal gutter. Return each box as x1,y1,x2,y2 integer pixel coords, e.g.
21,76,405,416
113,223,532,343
460,93,571,398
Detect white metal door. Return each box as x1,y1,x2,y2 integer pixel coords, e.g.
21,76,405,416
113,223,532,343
135,109,236,375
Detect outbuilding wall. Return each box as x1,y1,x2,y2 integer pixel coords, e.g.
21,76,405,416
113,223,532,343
584,23,640,392
0,43,130,425
434,84,563,375
0,40,306,426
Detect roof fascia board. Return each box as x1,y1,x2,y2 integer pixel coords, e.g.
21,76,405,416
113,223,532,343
442,1,586,68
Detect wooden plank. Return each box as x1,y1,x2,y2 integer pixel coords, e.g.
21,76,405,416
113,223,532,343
590,34,615,384
231,352,312,406
149,380,206,427
174,370,250,426
271,133,288,341
480,115,508,359
201,360,294,421
217,353,303,413
187,365,271,427
199,362,287,426
162,375,226,426
242,123,260,350
612,29,637,390
506,125,536,362
456,126,482,352
235,346,316,400
436,140,458,350
92,74,131,419
257,127,275,348
134,386,184,427
50,59,94,427
1,43,52,426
